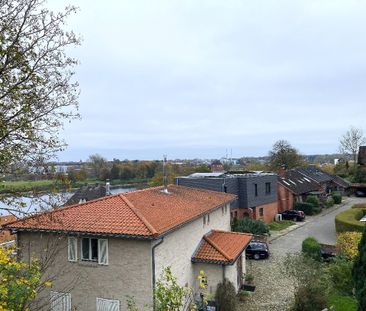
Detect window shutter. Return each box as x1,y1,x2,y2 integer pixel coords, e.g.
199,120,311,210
96,298,120,311
50,291,71,311
68,237,77,262
98,239,108,265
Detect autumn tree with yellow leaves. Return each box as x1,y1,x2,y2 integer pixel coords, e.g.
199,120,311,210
0,246,52,311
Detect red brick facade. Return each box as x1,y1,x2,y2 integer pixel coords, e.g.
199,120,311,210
0,215,16,243
231,201,279,224
277,183,294,212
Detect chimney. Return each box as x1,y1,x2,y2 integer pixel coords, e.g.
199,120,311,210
278,165,286,177
105,179,111,195
161,155,170,194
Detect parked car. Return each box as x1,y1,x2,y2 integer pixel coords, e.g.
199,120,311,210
355,190,366,197
280,210,305,221
246,241,269,260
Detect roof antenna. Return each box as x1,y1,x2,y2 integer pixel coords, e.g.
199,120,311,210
161,154,169,194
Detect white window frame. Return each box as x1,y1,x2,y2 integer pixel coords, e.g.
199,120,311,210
96,297,120,311
81,237,98,262
80,237,109,265
68,237,77,262
50,291,71,311
98,239,109,265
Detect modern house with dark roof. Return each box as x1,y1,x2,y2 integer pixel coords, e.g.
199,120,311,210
175,171,278,223
5,185,252,311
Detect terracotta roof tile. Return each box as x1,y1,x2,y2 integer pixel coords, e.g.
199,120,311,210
5,185,236,238
192,230,252,264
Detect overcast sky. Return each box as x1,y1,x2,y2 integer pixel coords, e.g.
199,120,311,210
50,0,366,161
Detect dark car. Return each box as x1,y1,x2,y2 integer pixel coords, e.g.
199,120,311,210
355,190,366,197
246,241,269,260
280,210,305,221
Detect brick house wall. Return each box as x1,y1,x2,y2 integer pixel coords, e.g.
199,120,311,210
277,183,294,212
0,215,16,243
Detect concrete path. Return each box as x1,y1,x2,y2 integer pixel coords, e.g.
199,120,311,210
239,197,366,311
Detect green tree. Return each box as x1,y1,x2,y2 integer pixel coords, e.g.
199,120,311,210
353,227,366,311
268,140,304,171
155,267,188,311
87,154,108,180
339,127,366,166
0,246,51,310
0,0,80,174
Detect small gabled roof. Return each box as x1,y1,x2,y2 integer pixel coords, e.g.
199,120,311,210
65,184,107,206
192,230,252,265
278,169,320,195
331,175,351,189
5,185,236,239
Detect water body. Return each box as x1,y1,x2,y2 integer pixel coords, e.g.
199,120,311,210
0,187,135,217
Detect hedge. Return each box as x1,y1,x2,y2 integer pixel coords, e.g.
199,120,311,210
352,204,366,209
306,195,320,207
294,202,321,215
302,237,321,260
335,208,366,233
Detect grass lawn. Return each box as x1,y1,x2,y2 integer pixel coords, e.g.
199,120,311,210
268,220,296,231
328,291,357,311
0,180,55,192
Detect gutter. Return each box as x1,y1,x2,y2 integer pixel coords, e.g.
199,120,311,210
152,237,164,311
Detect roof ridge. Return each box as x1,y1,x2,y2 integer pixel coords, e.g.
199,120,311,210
4,194,124,228
204,232,231,261
119,194,158,236
213,229,253,237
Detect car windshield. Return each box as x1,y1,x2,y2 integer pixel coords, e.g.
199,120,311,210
249,243,267,250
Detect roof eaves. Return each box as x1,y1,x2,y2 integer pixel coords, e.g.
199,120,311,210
9,227,156,240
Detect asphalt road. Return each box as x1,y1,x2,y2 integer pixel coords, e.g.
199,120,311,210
271,197,366,254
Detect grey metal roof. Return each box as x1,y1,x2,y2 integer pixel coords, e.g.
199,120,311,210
188,172,225,178
278,169,320,195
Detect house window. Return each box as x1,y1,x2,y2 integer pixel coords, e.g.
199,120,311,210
254,184,258,197
265,182,271,194
96,298,120,311
68,237,77,262
259,208,264,217
50,291,71,311
81,238,108,265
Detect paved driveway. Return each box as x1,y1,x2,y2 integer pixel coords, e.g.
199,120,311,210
239,197,366,311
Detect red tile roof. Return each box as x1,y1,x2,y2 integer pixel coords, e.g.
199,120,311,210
0,215,17,243
192,230,252,264
5,185,236,238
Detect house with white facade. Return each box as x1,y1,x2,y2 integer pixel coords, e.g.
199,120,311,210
5,185,252,311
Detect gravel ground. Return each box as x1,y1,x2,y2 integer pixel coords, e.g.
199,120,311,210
238,249,295,311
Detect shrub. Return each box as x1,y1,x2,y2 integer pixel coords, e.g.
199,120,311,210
353,227,366,311
327,258,354,295
292,283,328,311
302,237,321,260
337,231,362,260
215,280,237,311
231,217,269,235
306,195,319,207
326,197,335,208
332,193,342,204
294,202,321,215
335,209,366,233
